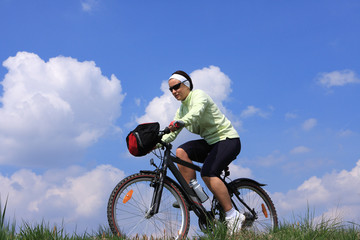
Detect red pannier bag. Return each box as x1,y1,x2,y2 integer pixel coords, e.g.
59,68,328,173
126,122,161,157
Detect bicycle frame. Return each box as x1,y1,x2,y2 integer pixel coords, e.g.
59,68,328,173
142,140,261,225
142,141,211,221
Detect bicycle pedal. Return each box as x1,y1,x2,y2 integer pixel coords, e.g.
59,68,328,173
242,212,254,228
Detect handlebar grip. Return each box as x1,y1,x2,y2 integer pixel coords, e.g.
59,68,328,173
163,127,171,134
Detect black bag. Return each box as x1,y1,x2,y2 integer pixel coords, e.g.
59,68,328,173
126,122,161,156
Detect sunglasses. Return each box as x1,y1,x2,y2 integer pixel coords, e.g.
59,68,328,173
169,80,188,92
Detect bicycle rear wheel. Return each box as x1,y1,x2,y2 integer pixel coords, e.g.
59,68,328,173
229,180,278,233
107,172,190,239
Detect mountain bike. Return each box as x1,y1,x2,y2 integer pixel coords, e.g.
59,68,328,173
107,125,278,239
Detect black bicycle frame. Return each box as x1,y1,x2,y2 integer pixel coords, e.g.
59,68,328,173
146,142,211,220
146,141,259,222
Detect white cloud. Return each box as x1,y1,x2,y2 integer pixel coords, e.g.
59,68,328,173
290,146,311,154
0,52,125,167
302,118,317,131
272,159,360,223
338,129,354,137
285,112,297,120
136,87,179,127
255,150,286,167
137,66,233,128
0,164,125,233
240,105,269,118
81,0,99,12
228,162,253,179
317,69,360,88
190,66,232,105
240,105,260,118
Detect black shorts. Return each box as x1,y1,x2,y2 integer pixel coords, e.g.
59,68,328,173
178,138,241,177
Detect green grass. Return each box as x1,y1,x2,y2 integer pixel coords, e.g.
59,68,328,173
199,211,360,240
1,198,359,240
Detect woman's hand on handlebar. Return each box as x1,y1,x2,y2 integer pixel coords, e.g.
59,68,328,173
159,121,185,136
169,120,185,132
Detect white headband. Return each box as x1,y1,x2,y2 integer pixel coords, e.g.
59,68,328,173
169,74,190,88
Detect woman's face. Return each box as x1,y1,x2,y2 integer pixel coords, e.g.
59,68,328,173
168,78,190,101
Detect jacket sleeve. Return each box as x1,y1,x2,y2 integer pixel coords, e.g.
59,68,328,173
180,90,208,127
160,90,209,143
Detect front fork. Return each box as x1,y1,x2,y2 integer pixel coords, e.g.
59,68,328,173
145,169,166,218
145,158,212,224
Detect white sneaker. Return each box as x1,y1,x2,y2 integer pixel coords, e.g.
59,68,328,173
225,210,246,234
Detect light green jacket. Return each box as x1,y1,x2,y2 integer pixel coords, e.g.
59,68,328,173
162,89,239,145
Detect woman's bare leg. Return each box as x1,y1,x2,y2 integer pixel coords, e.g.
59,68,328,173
202,176,232,212
176,148,196,184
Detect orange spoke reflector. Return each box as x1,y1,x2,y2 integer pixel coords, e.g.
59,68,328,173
261,203,268,218
123,189,133,204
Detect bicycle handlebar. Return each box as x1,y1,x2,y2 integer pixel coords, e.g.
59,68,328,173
156,121,185,149
158,120,185,137
161,127,171,135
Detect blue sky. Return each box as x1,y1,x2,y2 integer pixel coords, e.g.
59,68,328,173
1,0,360,235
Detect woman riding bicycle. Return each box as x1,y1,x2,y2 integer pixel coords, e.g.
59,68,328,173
162,70,245,233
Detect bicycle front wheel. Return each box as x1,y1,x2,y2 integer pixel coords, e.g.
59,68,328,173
107,172,190,239
229,180,278,233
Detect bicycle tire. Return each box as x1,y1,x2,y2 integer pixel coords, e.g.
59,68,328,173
107,172,190,239
228,179,278,233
